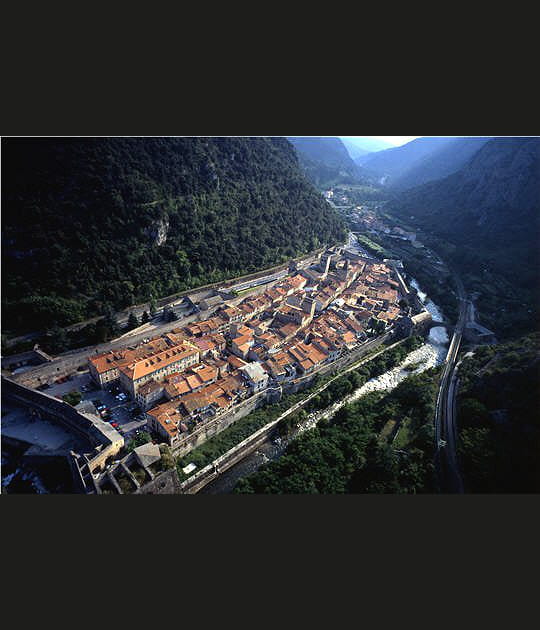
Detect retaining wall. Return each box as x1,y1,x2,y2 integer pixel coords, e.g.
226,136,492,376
171,391,267,457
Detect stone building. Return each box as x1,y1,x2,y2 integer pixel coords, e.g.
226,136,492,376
119,342,200,397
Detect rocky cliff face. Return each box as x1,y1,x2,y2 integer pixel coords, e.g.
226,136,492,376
2,137,347,333
145,216,169,246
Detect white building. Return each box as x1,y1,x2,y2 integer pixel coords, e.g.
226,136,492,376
239,362,269,394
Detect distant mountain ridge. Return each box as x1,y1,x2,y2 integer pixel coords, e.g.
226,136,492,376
390,137,492,190
392,136,540,336
340,137,395,160
357,136,449,175
358,137,492,190
287,137,370,188
397,137,540,235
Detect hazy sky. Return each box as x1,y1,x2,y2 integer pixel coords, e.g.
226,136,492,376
371,136,420,146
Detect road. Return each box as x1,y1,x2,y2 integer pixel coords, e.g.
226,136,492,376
224,251,321,293
11,308,205,388
434,272,468,493
224,270,288,293
9,258,321,388
3,248,325,350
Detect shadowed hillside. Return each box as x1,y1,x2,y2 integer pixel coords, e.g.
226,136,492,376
2,137,347,333
391,137,540,336
287,136,371,188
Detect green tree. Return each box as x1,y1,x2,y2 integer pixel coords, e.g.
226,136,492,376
159,444,175,470
93,320,110,343
127,312,139,330
62,390,82,406
103,305,120,337
176,249,191,277
3,138,347,337
165,308,178,322
127,431,152,452
45,324,69,353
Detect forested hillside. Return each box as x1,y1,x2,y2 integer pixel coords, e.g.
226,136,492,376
456,333,540,492
391,137,540,337
388,137,491,190
2,137,347,334
287,137,370,188
357,137,491,191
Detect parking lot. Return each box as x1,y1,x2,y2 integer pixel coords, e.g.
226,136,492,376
38,370,93,398
38,370,148,441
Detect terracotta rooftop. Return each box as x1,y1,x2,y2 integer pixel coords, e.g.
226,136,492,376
88,337,171,374
119,341,199,381
137,379,164,396
227,355,248,369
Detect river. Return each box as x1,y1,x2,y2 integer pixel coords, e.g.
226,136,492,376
199,277,450,494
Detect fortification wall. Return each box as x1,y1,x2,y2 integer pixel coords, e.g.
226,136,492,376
171,391,267,457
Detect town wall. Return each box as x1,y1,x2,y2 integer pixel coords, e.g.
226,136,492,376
1,347,52,372
169,331,395,461
171,390,267,458
136,468,183,494
2,376,124,487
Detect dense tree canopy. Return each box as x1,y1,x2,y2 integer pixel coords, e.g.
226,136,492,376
234,364,439,494
2,137,347,333
456,333,540,492
390,138,540,337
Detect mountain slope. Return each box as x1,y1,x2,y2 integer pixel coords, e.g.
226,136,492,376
456,333,540,492
2,137,347,333
358,137,492,190
391,137,540,336
287,136,369,187
390,137,491,190
340,137,394,160
357,137,456,178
